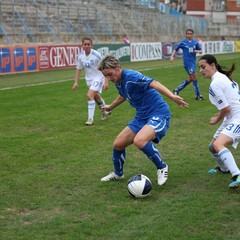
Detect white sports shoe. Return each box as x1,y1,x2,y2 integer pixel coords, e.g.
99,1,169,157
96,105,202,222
157,165,168,185
101,172,124,181
101,110,111,121
85,119,94,126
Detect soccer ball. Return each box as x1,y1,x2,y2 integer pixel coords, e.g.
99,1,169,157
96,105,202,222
127,174,152,198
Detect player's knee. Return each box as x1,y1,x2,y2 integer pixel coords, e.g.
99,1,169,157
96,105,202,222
87,92,95,100
113,139,125,150
209,143,216,154
133,137,145,149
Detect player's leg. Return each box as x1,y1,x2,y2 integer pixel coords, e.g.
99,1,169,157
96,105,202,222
212,132,240,188
86,88,97,125
101,126,135,181
173,66,191,95
208,123,229,174
173,79,190,95
134,115,170,185
94,92,111,120
208,140,229,174
92,79,111,120
190,72,203,100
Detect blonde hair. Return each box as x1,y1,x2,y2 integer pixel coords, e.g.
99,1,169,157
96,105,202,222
98,55,120,71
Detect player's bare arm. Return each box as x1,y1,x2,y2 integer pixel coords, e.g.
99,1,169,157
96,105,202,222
209,106,230,125
170,50,176,62
149,80,189,108
101,95,126,112
72,69,81,91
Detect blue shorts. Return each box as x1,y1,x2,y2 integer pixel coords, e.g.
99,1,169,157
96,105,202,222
184,64,196,75
128,115,171,144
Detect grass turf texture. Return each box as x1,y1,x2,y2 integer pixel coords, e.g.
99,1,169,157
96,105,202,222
0,53,240,240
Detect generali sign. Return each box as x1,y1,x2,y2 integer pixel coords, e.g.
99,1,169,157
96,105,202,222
38,44,80,70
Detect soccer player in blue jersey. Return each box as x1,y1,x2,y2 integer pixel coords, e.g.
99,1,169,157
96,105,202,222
170,29,203,100
98,55,189,186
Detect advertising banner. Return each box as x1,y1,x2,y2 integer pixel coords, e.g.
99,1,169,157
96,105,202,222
0,47,11,73
94,44,130,62
131,42,162,62
201,41,235,54
234,41,240,53
0,41,238,75
0,46,38,74
162,42,182,59
38,44,80,70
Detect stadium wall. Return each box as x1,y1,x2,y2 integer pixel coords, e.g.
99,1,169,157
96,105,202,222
0,41,238,75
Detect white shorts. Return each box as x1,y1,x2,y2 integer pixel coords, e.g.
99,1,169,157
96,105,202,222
86,77,104,94
214,120,240,149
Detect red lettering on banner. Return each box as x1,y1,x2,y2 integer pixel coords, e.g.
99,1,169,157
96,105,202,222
28,55,36,66
16,56,23,67
1,57,10,68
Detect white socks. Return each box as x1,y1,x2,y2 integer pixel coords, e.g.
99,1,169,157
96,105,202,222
88,100,95,120
218,148,240,177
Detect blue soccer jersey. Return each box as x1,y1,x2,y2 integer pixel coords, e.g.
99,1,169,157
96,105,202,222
175,39,201,67
115,70,170,119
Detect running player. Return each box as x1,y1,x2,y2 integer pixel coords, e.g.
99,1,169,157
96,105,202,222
72,37,110,126
198,54,240,189
170,29,203,100
98,55,189,185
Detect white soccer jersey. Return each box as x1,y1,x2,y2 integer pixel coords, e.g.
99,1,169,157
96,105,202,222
209,71,240,122
210,71,240,148
76,49,105,83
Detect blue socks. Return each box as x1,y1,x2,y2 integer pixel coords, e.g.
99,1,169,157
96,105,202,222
112,149,125,176
176,79,190,93
112,142,167,175
140,142,166,169
176,79,201,97
192,80,201,96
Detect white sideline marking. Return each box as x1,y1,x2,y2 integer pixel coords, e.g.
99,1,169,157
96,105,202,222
0,78,74,91
0,63,180,91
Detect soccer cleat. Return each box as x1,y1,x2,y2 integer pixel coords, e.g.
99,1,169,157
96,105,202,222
101,110,111,121
228,175,240,189
173,89,178,95
157,165,168,185
101,172,124,181
208,166,230,175
85,119,94,126
195,95,204,100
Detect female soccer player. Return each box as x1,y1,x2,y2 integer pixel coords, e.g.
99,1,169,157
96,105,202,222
72,37,110,125
170,29,203,100
98,55,189,186
198,54,240,189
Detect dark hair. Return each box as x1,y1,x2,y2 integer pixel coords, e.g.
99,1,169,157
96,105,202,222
186,29,194,34
82,37,92,44
199,54,235,80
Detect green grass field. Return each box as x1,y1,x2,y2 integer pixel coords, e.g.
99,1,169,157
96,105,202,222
0,54,240,240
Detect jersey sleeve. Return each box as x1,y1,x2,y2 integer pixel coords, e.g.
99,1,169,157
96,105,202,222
175,40,184,51
210,82,229,110
76,53,83,70
135,73,154,90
